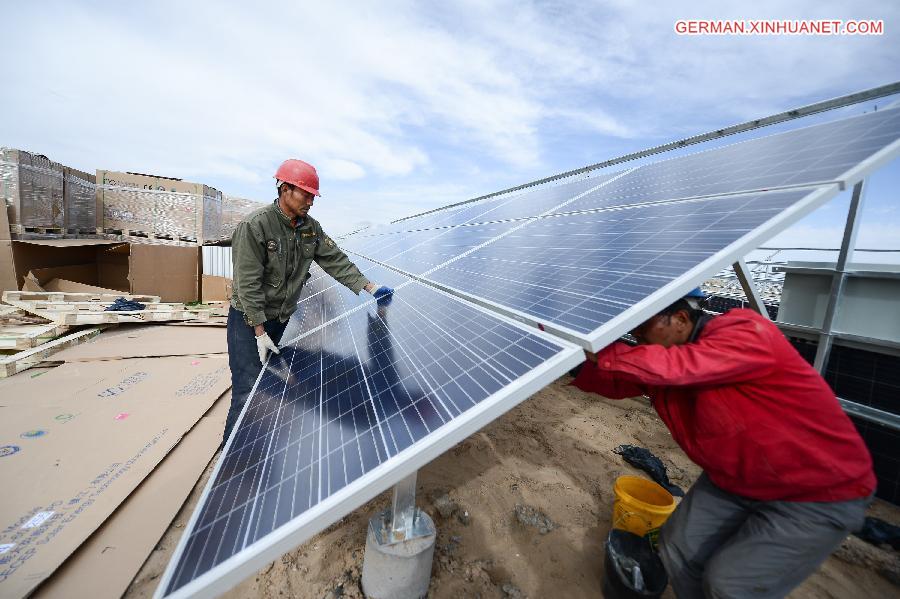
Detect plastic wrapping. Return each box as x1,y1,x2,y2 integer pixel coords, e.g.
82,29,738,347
63,168,97,231
202,186,223,242
221,195,265,239
97,171,222,242
1,148,64,230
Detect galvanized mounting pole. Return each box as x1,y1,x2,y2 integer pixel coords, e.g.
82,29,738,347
389,472,418,542
361,470,436,599
813,180,867,373
732,258,770,319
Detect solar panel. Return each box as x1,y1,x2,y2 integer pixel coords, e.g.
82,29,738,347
282,257,410,345
457,172,622,225
365,220,522,275
158,280,581,598
361,171,620,238
356,107,900,349
562,107,900,215
158,104,900,598
419,189,821,343
342,175,628,275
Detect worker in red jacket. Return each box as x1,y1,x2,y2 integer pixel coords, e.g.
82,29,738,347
572,289,875,598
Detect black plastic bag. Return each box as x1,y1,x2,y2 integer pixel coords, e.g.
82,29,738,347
104,297,147,312
614,445,684,497
603,529,668,599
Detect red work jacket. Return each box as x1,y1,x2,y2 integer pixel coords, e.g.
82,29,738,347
573,309,875,502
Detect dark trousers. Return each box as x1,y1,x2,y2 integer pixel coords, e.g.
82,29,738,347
658,472,870,598
224,306,289,442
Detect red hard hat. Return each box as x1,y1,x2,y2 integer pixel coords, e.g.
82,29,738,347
275,159,320,196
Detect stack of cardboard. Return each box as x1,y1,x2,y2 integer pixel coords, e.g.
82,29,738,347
221,194,264,239
0,321,231,599
97,171,223,243
1,148,65,233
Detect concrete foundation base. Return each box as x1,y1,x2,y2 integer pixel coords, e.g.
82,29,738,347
361,509,436,599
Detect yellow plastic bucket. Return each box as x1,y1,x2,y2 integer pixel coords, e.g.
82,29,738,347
612,475,676,547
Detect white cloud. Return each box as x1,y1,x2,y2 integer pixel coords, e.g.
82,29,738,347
319,159,366,182
2,0,898,236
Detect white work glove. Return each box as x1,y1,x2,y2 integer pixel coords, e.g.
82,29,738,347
256,332,280,364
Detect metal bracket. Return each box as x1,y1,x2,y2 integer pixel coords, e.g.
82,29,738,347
732,258,770,319
813,179,867,373
368,471,433,546
390,471,418,542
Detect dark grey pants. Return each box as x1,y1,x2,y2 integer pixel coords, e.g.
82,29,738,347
223,306,289,442
657,473,870,599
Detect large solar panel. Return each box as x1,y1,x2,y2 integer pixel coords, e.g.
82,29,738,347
353,107,900,349
158,104,900,598
562,107,900,214
358,220,521,275
158,279,581,597
358,170,621,239
342,173,628,275
420,188,825,345
455,172,622,225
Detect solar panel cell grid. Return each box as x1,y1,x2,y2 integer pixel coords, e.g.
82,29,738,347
164,281,577,595
563,107,900,214
423,190,814,334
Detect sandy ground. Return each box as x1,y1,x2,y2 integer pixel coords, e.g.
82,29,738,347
125,376,900,599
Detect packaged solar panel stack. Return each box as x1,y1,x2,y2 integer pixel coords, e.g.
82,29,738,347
201,185,223,242
221,194,264,239
96,170,223,243
0,147,65,234
63,166,98,233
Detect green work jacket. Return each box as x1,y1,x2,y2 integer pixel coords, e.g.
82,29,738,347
230,201,370,326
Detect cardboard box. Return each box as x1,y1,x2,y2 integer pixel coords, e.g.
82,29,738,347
1,239,200,302
96,171,222,242
201,274,233,302
0,148,65,231
0,356,230,598
63,167,97,232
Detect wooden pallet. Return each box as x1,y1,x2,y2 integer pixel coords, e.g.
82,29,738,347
98,230,199,247
0,327,104,377
19,301,187,312
0,322,71,350
2,291,162,304
9,225,65,235
3,298,211,325
0,306,51,329
102,229,198,243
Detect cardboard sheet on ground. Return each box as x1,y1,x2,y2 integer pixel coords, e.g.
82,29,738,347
33,390,230,599
0,356,230,598
52,324,227,362
43,278,124,295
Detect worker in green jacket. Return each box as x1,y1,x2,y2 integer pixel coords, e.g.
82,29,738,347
224,159,393,441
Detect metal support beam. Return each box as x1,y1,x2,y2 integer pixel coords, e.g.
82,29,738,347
732,258,770,319
839,398,900,431
813,180,867,373
389,472,418,542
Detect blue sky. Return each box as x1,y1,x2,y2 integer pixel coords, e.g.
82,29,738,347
4,1,899,260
